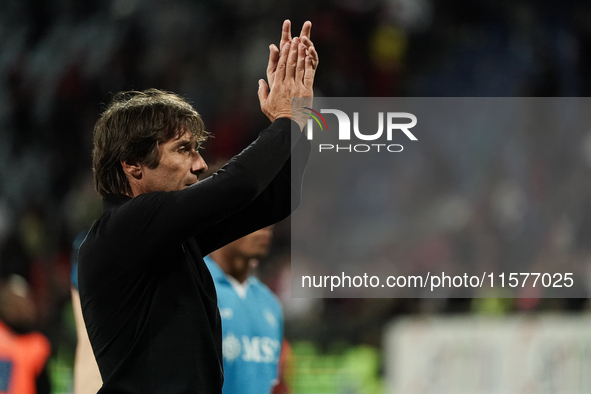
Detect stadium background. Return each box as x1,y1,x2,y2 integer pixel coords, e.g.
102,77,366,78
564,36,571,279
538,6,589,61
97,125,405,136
1,0,591,392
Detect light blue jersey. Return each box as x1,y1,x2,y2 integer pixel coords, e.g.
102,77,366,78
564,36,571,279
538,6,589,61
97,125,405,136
205,256,283,394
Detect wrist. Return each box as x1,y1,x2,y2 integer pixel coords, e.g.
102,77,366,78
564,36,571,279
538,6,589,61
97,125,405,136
272,111,292,121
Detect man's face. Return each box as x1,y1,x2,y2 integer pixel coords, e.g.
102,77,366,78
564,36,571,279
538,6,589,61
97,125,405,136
212,226,274,283
231,226,274,260
138,131,208,194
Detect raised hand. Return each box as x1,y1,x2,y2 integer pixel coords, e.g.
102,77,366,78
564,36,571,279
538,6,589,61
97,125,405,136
267,20,318,91
258,35,317,130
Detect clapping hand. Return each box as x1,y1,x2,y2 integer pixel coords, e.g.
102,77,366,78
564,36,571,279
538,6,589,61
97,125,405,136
258,20,319,130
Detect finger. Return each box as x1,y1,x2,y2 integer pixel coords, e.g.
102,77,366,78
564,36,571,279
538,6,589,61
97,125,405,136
300,36,314,50
276,42,290,81
280,20,292,53
295,43,306,84
299,21,312,40
301,37,318,61
257,79,269,107
266,44,280,88
304,43,319,70
285,38,299,80
303,55,317,90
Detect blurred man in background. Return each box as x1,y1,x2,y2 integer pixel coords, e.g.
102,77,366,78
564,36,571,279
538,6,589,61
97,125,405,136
205,226,287,394
0,275,51,394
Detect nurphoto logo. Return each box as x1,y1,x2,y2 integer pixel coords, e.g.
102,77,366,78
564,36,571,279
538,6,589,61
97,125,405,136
302,108,418,153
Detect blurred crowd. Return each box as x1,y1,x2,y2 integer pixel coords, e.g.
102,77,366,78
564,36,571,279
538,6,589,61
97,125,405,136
2,0,591,391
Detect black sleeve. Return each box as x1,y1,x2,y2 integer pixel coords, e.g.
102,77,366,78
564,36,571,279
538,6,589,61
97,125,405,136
100,118,308,260
197,130,311,255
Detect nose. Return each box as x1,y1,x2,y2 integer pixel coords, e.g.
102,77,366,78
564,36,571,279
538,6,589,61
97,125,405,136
191,152,208,176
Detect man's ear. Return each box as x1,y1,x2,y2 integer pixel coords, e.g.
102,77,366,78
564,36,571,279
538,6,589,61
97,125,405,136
121,160,143,180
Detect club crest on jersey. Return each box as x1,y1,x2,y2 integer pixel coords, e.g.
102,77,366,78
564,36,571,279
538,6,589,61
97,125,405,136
222,333,241,361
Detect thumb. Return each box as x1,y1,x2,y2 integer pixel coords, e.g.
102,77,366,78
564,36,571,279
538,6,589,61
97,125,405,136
257,79,269,106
